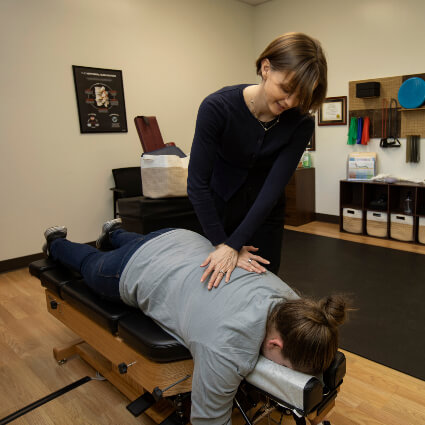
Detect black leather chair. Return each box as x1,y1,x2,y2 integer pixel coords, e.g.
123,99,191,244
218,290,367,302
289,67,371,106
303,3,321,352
111,167,143,218
110,167,202,235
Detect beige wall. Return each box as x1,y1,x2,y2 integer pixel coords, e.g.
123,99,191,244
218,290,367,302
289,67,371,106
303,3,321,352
3,0,425,261
0,0,255,260
254,0,425,216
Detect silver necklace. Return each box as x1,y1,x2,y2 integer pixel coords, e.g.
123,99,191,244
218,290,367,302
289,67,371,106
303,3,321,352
250,99,280,131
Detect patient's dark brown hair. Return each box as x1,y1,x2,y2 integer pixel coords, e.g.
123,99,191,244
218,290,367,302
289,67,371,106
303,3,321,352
269,295,349,375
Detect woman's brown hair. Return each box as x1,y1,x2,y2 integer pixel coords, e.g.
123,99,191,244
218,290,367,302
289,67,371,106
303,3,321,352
269,295,349,375
256,32,327,114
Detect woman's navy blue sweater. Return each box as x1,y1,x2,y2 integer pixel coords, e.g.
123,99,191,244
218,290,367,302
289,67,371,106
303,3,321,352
188,84,314,251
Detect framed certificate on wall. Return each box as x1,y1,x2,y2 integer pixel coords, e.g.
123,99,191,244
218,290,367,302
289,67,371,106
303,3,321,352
72,65,128,133
318,96,347,126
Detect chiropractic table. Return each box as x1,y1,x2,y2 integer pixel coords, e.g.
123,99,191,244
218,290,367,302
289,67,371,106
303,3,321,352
26,259,346,425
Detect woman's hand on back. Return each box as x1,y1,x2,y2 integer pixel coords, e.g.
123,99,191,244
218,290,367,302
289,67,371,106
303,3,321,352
237,246,270,274
200,244,238,290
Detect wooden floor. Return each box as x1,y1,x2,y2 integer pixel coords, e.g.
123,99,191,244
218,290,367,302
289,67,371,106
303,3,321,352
0,222,424,425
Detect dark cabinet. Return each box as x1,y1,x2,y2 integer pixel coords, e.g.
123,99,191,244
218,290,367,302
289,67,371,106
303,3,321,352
285,168,316,226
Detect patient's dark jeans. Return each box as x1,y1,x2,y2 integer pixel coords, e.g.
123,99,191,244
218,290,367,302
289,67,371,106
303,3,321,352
49,228,173,300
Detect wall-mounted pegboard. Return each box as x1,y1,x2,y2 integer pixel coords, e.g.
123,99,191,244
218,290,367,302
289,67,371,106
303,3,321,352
349,73,425,138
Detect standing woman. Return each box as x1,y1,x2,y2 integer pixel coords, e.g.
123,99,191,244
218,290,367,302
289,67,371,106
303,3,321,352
188,32,327,289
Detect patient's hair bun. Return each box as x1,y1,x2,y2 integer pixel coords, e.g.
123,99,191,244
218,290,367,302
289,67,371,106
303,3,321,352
319,295,349,328
271,294,352,374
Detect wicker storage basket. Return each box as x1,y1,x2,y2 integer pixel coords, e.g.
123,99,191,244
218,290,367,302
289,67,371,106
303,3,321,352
343,208,363,234
141,155,189,198
418,217,425,244
390,214,414,241
366,211,388,238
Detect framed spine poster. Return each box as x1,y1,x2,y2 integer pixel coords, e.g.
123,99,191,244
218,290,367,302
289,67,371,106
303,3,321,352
72,65,128,133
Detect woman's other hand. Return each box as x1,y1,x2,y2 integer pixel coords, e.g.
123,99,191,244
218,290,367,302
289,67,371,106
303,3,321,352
200,244,238,290
237,246,270,274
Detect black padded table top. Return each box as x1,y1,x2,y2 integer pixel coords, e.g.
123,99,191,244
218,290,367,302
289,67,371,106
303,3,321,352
118,311,192,363
29,258,59,278
61,280,135,334
30,260,191,362
40,268,82,298
30,258,81,297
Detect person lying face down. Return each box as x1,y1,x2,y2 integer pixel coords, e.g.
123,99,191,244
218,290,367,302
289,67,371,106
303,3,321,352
43,221,348,425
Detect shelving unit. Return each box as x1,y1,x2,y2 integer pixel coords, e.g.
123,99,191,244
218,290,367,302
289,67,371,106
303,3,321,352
340,180,425,244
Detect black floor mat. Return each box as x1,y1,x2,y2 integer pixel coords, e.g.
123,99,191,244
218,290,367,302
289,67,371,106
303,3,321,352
278,230,425,381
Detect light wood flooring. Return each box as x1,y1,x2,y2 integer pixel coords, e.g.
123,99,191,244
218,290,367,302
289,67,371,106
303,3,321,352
0,222,424,424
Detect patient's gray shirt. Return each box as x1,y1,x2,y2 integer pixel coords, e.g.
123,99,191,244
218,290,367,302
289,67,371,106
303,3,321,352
119,229,298,425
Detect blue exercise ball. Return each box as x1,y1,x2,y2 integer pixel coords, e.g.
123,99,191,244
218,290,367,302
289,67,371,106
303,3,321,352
398,77,425,109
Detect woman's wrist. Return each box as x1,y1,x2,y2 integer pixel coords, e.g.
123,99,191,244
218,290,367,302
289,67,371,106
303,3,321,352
215,242,229,249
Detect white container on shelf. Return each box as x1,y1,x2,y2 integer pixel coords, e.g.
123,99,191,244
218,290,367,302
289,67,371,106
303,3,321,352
343,208,363,234
418,217,425,244
390,213,414,241
366,211,388,237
